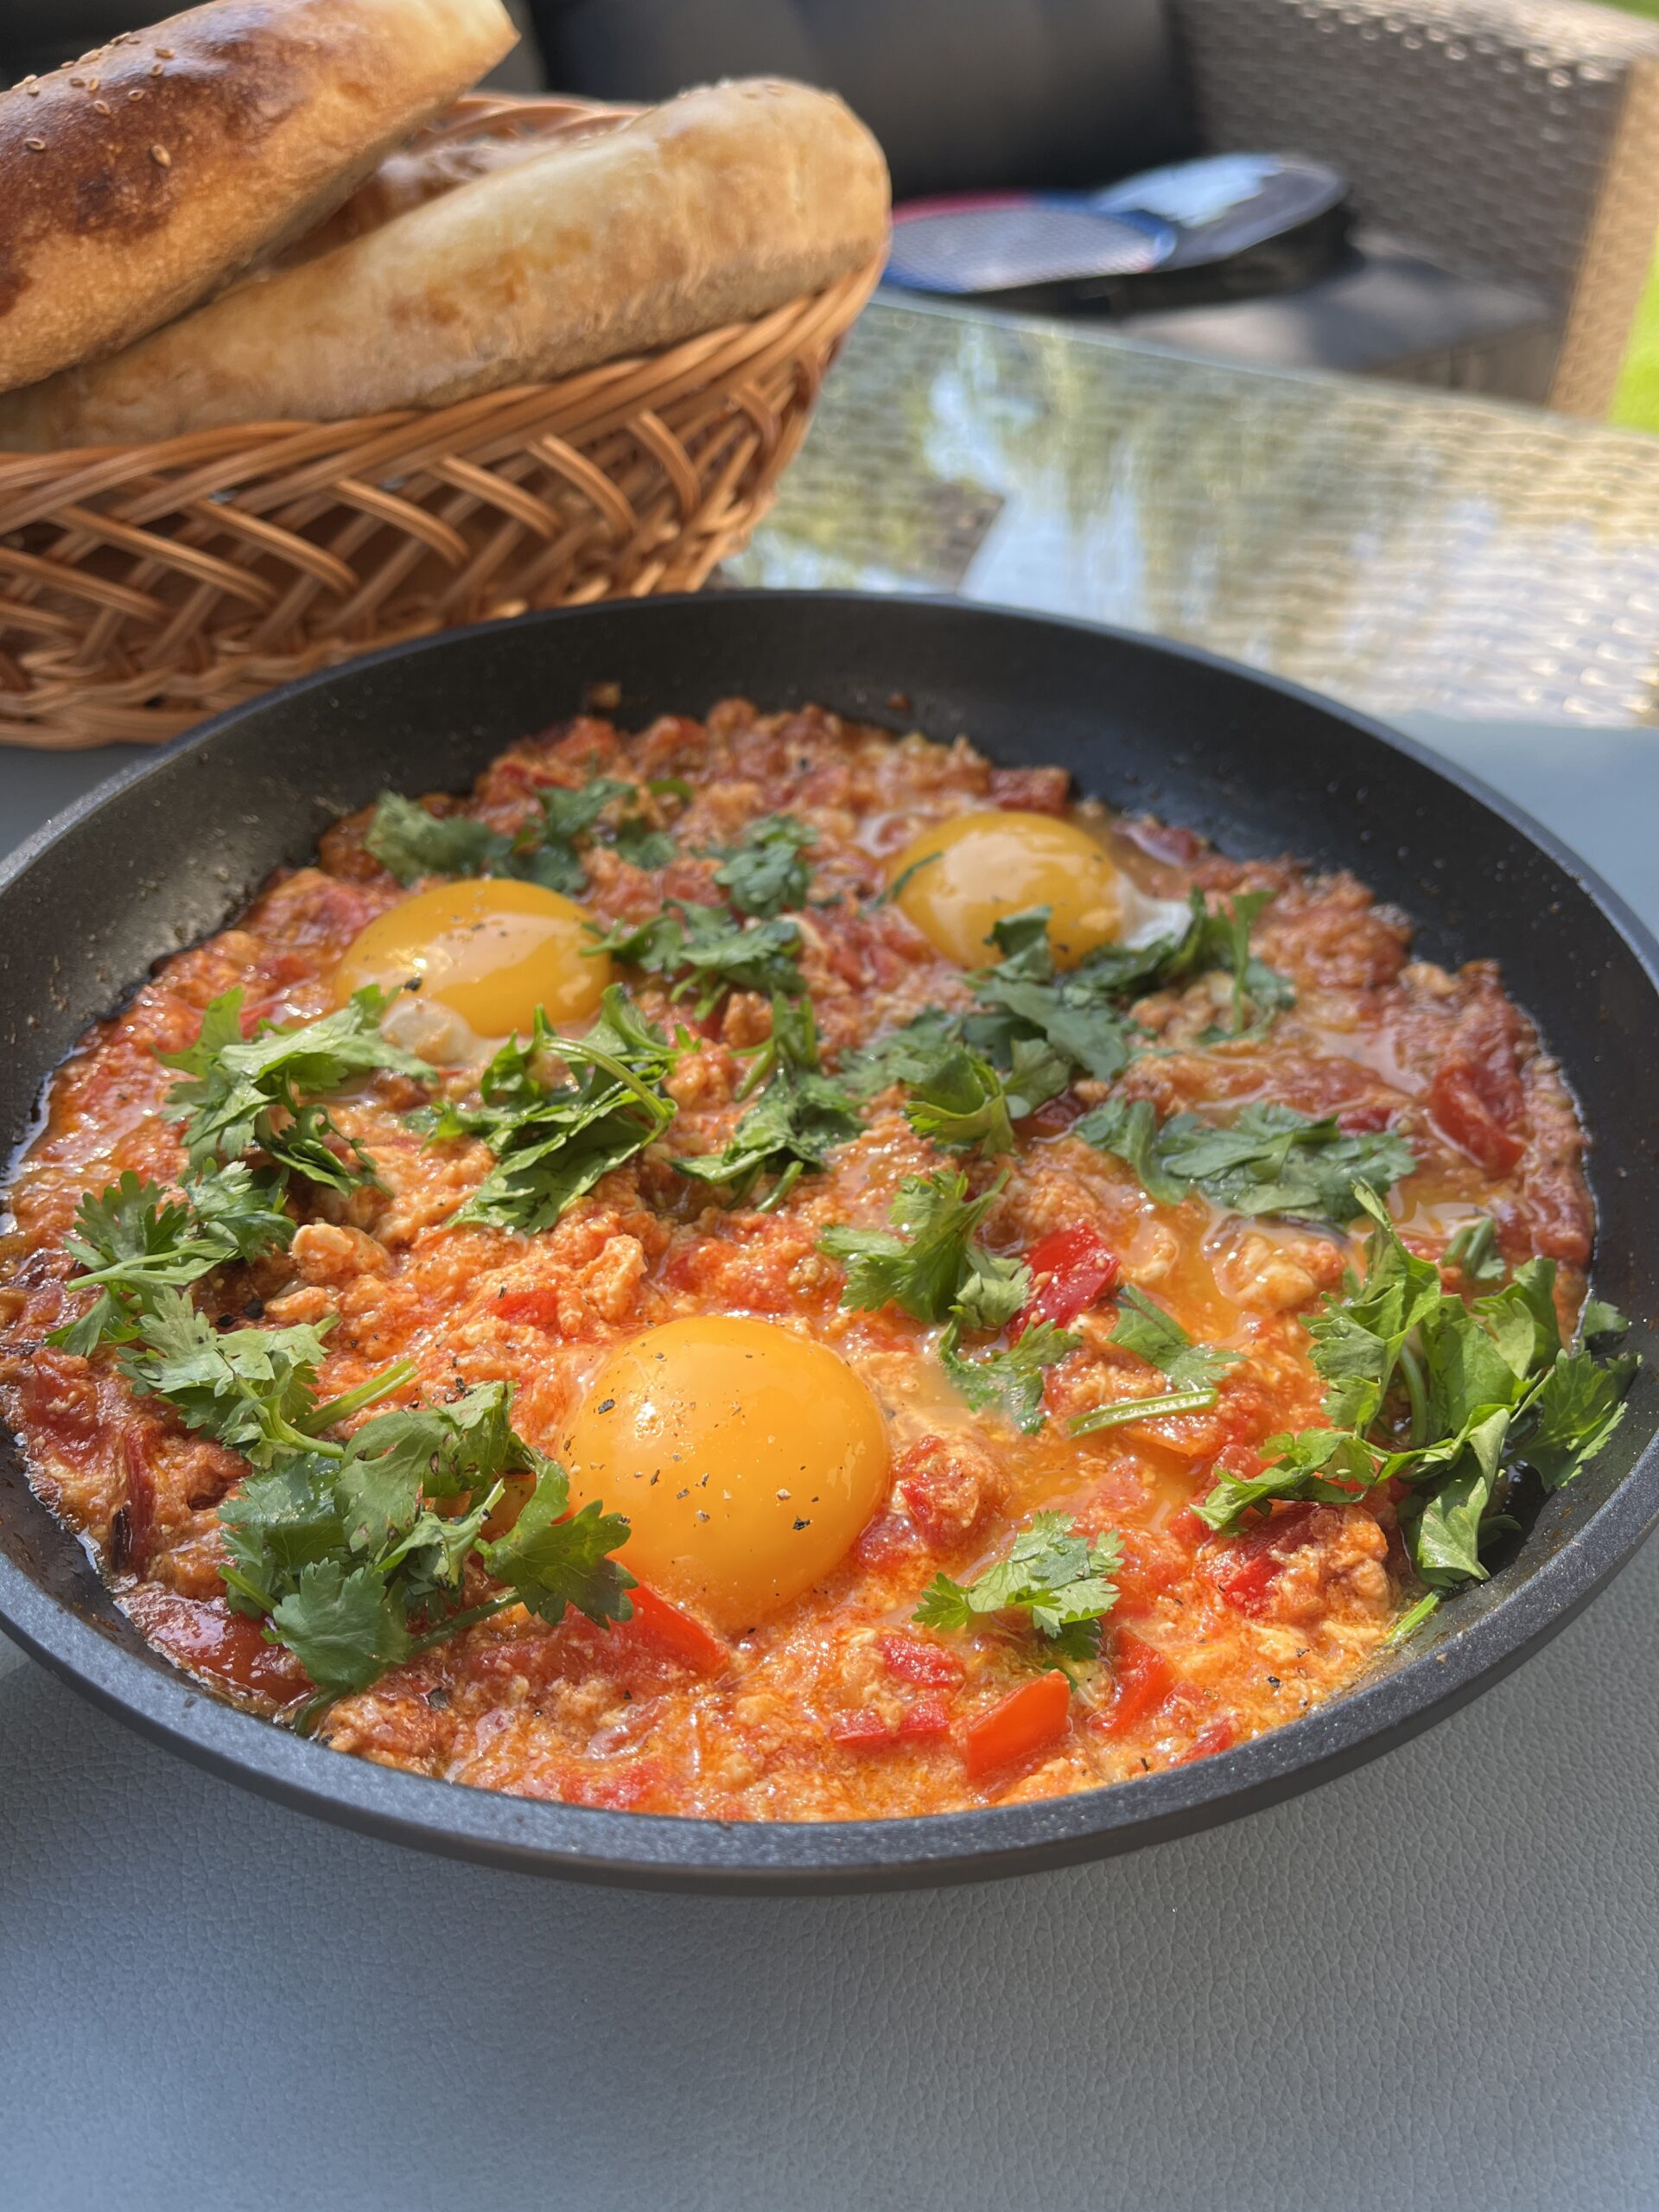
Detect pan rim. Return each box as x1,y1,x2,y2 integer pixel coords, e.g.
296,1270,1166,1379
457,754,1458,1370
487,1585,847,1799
2,588,1655,1892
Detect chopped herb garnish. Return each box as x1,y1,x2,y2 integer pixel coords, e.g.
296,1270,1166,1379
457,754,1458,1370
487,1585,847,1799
49,1164,293,1356
365,775,663,895
674,996,861,1210
915,1512,1122,1662
1444,1216,1506,1286
1077,1096,1415,1227
901,1035,1069,1156
431,987,681,1235
963,910,1145,1086
939,1315,1078,1433
1109,1283,1240,1391
588,900,805,1014
1193,1187,1641,1598
713,814,817,918
217,1378,632,1715
162,987,431,1194
820,1169,1026,1327
835,1010,969,1099
365,792,518,886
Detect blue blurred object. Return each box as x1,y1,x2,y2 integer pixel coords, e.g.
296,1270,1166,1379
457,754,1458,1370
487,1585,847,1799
886,198,1175,296
884,155,1351,310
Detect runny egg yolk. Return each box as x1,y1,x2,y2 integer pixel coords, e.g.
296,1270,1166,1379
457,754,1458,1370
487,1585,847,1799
888,810,1128,969
563,1318,890,1634
334,879,610,1042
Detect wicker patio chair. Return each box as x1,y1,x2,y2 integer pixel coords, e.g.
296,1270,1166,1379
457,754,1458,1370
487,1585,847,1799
1166,0,1659,416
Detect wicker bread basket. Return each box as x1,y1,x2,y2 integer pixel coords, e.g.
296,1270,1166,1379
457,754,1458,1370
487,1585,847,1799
0,95,882,750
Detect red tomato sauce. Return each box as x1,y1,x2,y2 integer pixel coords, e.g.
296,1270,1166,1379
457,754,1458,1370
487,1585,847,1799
0,700,1592,1820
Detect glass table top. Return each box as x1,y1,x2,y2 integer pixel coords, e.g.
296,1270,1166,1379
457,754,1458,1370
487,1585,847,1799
730,297,1659,728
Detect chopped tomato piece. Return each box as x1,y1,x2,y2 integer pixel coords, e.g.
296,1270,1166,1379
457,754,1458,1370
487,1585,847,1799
1429,1062,1525,1175
832,1695,951,1750
1173,1719,1236,1764
831,1709,896,1748
493,1285,566,1330
1207,1500,1324,1615
1013,1224,1119,1340
1097,1630,1176,1739
1335,1100,1395,1135
961,1669,1071,1778
625,1586,728,1676
880,1630,965,1688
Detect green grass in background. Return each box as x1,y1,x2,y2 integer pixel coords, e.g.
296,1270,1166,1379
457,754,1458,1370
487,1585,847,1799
1609,0,1659,429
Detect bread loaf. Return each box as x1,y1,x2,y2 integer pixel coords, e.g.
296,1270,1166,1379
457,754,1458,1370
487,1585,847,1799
0,78,891,449
263,115,622,270
0,0,518,397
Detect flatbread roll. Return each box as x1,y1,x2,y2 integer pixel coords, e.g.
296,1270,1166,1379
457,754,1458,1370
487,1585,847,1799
263,117,620,270
0,0,518,397
0,79,891,450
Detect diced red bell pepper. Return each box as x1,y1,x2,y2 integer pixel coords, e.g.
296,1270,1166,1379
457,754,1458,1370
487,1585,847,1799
625,1586,728,1676
961,1669,1071,1778
1012,1224,1119,1341
1098,1630,1176,1739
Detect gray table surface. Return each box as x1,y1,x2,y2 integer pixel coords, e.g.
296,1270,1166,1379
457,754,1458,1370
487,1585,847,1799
3,712,1656,2212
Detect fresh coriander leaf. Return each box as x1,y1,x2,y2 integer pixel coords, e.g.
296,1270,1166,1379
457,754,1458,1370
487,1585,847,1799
365,791,516,886
674,996,861,1208
1152,1103,1416,1226
1406,1455,1501,1589
1444,1217,1506,1287
1192,1425,1380,1532
1071,1097,1188,1207
51,1165,293,1353
903,1043,1018,1155
439,988,680,1235
835,1010,965,1098
163,987,431,1190
939,1316,1077,1433
950,1249,1033,1332
268,1560,413,1698
1516,1344,1638,1490
914,1512,1121,1662
519,777,637,893
123,1291,337,1465
610,811,677,870
713,814,817,918
589,900,805,1014
1109,1283,1240,1391
1301,1185,1444,1432
820,1169,1009,1325
1196,890,1295,1037
217,1372,634,1711
1578,1297,1630,1348
1471,1258,1561,1385
479,1467,635,1626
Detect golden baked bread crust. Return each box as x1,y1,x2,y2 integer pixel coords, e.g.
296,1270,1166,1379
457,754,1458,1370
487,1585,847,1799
0,78,892,448
0,0,517,397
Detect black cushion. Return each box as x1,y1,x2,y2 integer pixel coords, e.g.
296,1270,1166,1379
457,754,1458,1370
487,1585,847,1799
530,0,1198,198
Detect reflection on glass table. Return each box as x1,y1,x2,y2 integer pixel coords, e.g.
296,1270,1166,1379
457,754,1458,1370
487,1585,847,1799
731,296,1659,728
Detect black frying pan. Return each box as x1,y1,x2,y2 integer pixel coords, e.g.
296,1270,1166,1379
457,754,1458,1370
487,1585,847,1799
2,591,1656,1893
